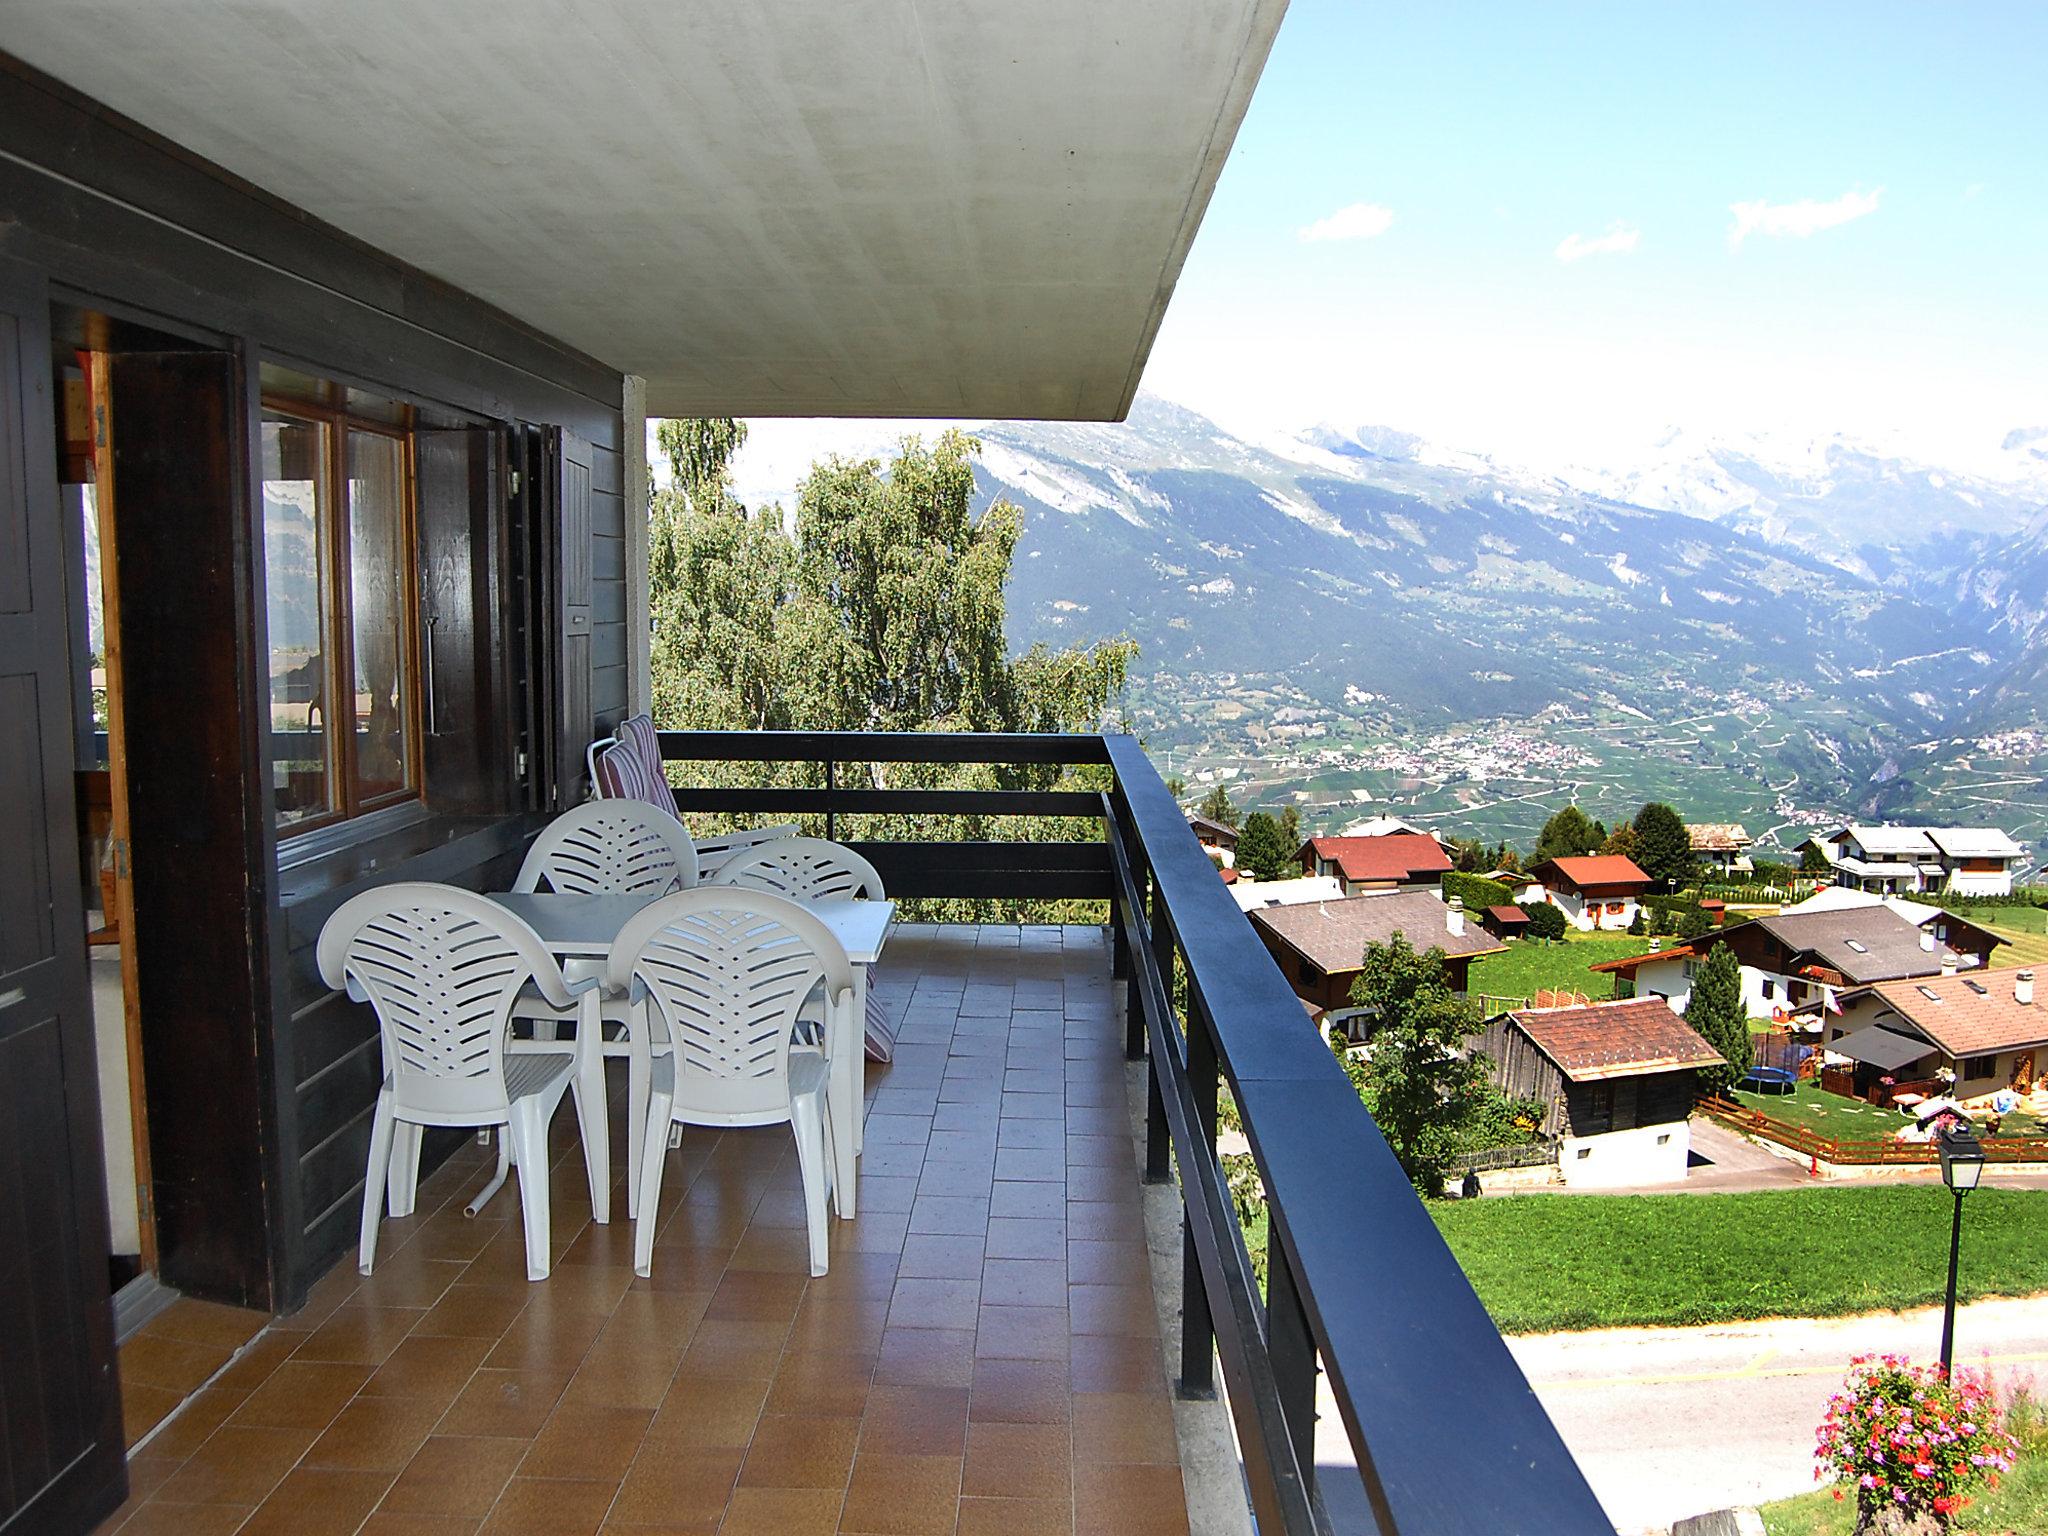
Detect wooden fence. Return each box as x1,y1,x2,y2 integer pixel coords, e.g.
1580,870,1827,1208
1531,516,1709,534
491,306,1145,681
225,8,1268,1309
1696,1094,2048,1166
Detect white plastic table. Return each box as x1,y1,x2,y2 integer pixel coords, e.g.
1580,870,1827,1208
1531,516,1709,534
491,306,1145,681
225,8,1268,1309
485,891,894,1217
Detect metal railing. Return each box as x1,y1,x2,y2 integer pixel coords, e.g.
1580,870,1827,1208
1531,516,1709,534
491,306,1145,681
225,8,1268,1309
659,729,1613,1535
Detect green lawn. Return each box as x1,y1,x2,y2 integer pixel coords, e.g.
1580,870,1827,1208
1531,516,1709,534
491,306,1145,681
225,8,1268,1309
1432,1185,2048,1334
1467,933,1651,1008
1730,1081,2047,1140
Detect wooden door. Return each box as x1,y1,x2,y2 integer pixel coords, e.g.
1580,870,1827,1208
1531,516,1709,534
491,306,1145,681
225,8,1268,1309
0,261,128,1532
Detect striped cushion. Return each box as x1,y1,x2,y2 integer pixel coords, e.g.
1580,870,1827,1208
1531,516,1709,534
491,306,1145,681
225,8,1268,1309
865,981,896,1062
615,715,680,818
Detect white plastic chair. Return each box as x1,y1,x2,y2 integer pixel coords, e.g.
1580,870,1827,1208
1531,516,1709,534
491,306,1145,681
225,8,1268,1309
709,836,884,902
712,837,891,1061
508,799,700,1222
316,882,602,1282
610,889,854,1278
512,798,700,896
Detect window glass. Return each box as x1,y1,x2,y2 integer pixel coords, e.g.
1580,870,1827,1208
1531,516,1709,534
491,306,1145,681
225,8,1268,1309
347,429,411,804
262,410,334,825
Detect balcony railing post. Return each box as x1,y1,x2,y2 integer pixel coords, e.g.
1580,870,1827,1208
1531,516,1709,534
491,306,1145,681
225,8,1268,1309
1178,997,1219,1400
1144,871,1173,1185
824,758,837,843
1266,1231,1318,1504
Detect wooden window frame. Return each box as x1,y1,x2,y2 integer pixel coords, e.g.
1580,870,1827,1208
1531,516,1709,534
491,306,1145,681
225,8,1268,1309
261,392,423,838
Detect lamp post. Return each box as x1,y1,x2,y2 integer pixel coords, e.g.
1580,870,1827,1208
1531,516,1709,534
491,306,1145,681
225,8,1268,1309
1937,1124,1986,1375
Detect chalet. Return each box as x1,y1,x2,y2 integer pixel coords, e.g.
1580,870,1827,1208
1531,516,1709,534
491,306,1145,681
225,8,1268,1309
1228,873,1346,913
1821,967,2048,1113
1590,937,1702,1010
1480,904,1532,941
1334,812,1442,843
1784,886,2003,955
1799,824,2026,897
1249,893,1505,1036
1521,854,1652,932
1475,998,1724,1187
1686,822,1754,875
1298,832,1452,895
1720,906,1999,1019
1188,814,1239,868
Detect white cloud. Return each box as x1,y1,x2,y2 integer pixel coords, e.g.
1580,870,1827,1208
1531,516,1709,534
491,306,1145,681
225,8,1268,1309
1555,223,1641,263
1298,202,1395,243
1727,187,1882,248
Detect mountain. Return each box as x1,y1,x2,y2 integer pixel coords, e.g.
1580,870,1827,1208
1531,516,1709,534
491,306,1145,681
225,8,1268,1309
958,396,2043,847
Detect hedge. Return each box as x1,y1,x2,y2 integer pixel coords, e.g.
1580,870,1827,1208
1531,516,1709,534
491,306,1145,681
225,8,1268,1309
1443,871,1516,912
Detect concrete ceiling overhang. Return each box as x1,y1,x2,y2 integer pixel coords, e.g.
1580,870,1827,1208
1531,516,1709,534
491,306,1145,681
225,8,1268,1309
1,1,1286,419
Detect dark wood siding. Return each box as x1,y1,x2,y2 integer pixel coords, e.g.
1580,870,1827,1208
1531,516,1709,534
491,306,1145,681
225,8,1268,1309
1474,1019,1567,1137
0,56,627,1318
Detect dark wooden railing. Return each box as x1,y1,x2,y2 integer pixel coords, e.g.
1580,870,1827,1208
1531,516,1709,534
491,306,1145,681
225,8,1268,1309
660,729,1613,1536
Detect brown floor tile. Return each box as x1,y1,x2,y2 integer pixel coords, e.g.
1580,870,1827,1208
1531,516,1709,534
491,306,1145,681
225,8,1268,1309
478,1475,617,1535
857,1385,969,1458
981,1259,1066,1309
142,1299,271,1352
153,1422,320,1507
1073,1462,1188,1536
436,1368,571,1440
121,1381,185,1447
213,1332,304,1393
982,1218,1065,1261
956,1496,1073,1536
230,1358,374,1431
736,1411,859,1489
415,1284,531,1340
240,1465,396,1536
359,1514,484,1536
119,1332,233,1395
108,1501,255,1535
517,1403,651,1481
1067,1334,1167,1395
143,1384,251,1460
364,1332,497,1408
715,1485,844,1535
872,1328,976,1390
987,1183,1063,1221
887,1276,981,1331
905,1196,989,1236
305,1394,448,1472
974,1304,1070,1361
968,1359,1071,1425
1066,1284,1158,1338
608,1446,742,1527
293,1305,427,1366
1071,1392,1179,1464
763,1349,874,1419
675,1318,789,1381
704,1269,806,1324
1065,1240,1150,1287
644,1375,769,1451
380,1435,530,1518
896,1234,985,1280
837,1452,963,1536
962,1420,1072,1501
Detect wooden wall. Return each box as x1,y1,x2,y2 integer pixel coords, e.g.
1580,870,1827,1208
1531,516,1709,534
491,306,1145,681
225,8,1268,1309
0,54,628,1312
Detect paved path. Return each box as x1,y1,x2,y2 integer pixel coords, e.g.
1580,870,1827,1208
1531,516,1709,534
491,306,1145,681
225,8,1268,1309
1510,1296,2048,1533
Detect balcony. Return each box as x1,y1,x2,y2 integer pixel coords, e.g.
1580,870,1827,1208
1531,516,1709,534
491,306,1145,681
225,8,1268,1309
100,733,1609,1536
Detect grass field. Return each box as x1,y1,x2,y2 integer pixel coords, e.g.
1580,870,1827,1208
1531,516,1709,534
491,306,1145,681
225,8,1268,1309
1432,1185,2048,1334
1731,1081,2047,1139
1467,933,1651,1007
1986,913,2048,968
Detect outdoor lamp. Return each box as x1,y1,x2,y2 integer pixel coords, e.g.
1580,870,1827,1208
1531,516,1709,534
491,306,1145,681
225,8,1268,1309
1937,1124,1986,1374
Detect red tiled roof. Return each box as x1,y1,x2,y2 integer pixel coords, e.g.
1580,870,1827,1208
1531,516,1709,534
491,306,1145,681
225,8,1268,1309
1303,833,1451,883
1218,865,1238,885
1502,996,1724,1082
1844,967,2048,1058
1589,943,1699,974
1532,855,1652,893
1484,905,1530,925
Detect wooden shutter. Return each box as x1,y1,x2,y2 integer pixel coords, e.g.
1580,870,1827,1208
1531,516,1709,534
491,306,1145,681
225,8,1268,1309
552,429,594,805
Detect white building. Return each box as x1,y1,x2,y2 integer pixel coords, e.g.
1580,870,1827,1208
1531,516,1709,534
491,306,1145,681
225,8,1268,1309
1800,825,2025,897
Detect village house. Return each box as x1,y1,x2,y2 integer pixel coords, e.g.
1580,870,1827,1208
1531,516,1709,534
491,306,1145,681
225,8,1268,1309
1475,997,1724,1187
1518,854,1653,932
1686,822,1755,875
1249,892,1504,1034
1229,872,1346,913
1600,904,2007,1020
1820,966,2048,1114
1799,824,2026,897
1188,813,1239,868
1298,831,1452,895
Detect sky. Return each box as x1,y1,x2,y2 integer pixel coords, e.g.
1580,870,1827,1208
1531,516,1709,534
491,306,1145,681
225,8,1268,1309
726,1,2048,497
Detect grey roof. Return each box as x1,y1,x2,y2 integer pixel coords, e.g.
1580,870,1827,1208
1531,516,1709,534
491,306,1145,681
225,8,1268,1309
1249,891,1506,975
1745,907,1977,984
1926,827,2025,859
1819,824,2022,861
1828,1023,1938,1073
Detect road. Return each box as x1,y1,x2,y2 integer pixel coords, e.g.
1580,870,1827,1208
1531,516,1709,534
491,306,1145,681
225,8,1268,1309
1513,1296,2048,1533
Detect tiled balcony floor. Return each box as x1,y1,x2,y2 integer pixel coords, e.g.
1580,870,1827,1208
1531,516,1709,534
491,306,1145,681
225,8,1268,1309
99,924,1192,1536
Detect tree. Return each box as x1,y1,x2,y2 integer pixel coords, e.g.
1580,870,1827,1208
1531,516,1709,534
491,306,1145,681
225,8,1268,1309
1493,843,1522,875
1800,841,1832,875
1534,805,1601,863
1633,802,1694,888
1519,900,1567,941
1340,934,1494,1196
1237,811,1292,881
1196,784,1240,830
1165,775,1188,802
1600,822,1639,860
1279,804,1302,854
1684,944,1752,1093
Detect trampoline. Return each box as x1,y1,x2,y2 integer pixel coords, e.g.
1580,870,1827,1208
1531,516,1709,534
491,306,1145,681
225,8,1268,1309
1740,1065,1798,1096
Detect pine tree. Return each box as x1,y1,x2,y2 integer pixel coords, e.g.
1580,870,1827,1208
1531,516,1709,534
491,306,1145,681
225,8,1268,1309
1632,802,1694,888
1534,805,1601,862
1196,784,1240,830
1237,812,1292,881
1684,944,1752,1093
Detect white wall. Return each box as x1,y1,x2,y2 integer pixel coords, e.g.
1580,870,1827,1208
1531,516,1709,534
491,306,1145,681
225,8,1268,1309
1946,867,2015,897
1559,1119,1692,1188
1620,955,1696,1012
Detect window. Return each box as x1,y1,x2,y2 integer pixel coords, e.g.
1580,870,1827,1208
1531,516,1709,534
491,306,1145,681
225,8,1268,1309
1761,978,1776,1001
1682,959,1699,980
1961,1055,1998,1080
261,370,418,833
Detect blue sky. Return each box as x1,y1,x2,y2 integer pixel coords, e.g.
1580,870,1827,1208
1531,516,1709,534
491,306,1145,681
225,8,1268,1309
1137,0,2048,467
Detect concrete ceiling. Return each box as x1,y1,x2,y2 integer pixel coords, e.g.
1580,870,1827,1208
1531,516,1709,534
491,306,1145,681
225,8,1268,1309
2,1,1285,419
